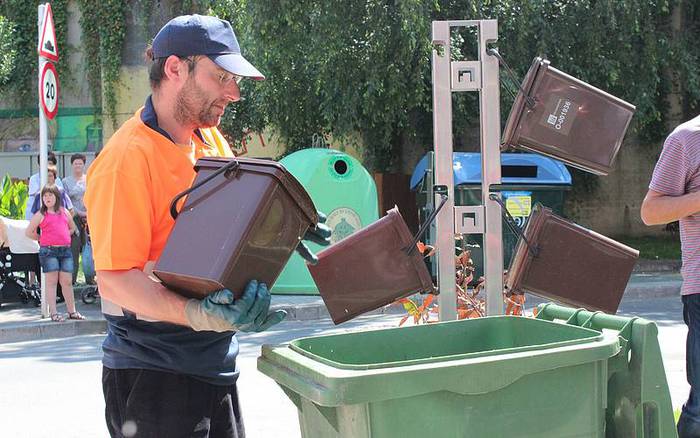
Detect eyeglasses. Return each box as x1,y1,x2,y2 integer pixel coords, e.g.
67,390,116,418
216,71,243,86
180,56,243,86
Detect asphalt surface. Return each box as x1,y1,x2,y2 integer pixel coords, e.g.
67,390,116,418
0,293,690,438
0,271,689,437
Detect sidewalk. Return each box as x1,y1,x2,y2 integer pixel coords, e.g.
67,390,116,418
0,271,684,344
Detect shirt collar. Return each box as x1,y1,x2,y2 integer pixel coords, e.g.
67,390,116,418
141,95,205,144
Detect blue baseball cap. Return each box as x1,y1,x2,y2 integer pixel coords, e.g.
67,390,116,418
152,14,265,80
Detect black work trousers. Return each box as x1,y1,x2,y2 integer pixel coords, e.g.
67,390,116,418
102,367,245,438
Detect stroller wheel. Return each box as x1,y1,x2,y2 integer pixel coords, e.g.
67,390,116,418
81,287,97,305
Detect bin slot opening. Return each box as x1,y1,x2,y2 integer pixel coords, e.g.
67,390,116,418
502,165,538,178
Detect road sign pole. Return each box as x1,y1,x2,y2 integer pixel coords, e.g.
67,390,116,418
38,3,48,318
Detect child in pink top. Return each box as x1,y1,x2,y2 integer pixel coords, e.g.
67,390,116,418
26,185,86,322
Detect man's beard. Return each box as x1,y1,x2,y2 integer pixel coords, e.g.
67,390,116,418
174,79,221,128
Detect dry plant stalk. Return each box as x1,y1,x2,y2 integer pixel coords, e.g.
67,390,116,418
396,242,525,326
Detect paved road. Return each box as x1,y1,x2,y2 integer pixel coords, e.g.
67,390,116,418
0,296,689,438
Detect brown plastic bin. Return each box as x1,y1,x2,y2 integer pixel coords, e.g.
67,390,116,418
308,207,434,324
506,204,638,314
502,57,636,176
153,157,318,299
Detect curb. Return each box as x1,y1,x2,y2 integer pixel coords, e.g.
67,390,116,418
0,302,406,344
0,319,106,344
0,279,680,345
633,260,681,273
624,282,681,300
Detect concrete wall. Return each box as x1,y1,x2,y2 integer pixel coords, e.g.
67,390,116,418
564,140,666,237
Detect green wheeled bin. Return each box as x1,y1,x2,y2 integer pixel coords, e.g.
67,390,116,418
258,305,676,437
272,148,379,295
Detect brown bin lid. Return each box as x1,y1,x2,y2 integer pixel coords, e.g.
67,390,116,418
194,157,318,225
308,207,433,324
506,204,638,314
502,57,636,176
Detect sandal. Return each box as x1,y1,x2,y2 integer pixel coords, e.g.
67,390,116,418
50,313,65,322
68,312,87,320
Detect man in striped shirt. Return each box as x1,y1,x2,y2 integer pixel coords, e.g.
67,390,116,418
642,115,700,438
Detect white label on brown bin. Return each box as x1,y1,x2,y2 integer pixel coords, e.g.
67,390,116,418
540,96,578,136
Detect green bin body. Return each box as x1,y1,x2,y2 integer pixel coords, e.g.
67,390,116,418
411,152,571,280
258,315,618,437
272,149,379,294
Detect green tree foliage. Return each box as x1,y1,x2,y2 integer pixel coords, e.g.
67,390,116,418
3,1,698,173
435,0,677,142
207,1,695,171
0,16,16,86
0,0,69,106
0,175,28,220
212,0,436,169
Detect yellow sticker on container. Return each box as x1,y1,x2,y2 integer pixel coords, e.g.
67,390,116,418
505,195,532,217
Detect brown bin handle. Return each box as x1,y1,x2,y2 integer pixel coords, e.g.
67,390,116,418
488,193,539,257
404,193,448,256
169,159,241,220
486,48,536,109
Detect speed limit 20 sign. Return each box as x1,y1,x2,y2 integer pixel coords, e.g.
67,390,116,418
40,62,59,120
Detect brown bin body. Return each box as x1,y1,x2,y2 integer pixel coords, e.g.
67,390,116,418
503,57,636,176
506,204,638,314
153,157,317,299
308,207,433,324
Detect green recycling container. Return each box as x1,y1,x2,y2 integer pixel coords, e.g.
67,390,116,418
258,315,619,437
272,148,379,295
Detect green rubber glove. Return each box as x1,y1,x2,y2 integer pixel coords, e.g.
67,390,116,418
185,280,286,332
296,211,332,265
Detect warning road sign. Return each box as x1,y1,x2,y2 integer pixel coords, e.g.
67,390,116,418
38,3,59,62
40,62,59,119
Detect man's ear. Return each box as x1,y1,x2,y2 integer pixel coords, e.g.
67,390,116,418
163,55,189,84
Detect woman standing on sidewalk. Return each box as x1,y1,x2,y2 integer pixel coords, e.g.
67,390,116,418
25,185,86,322
63,153,95,286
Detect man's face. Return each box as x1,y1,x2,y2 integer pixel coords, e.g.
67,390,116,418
174,56,241,129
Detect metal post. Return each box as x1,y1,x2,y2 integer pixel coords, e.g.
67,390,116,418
478,20,504,316
431,20,503,320
38,3,48,318
431,21,457,322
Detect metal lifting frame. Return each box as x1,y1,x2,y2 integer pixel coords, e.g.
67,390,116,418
431,20,503,320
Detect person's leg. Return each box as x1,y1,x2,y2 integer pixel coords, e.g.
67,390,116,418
70,229,81,285
679,293,700,438
43,271,59,316
59,271,77,313
102,367,243,438
57,248,80,316
210,383,245,438
38,247,61,317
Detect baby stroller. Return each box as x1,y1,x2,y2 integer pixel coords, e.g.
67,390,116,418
0,217,42,307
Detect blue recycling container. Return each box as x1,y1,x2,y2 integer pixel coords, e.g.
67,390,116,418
411,152,571,280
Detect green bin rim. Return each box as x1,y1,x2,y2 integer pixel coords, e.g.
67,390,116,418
288,316,604,371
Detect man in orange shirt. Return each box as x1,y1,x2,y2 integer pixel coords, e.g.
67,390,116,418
85,15,329,438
